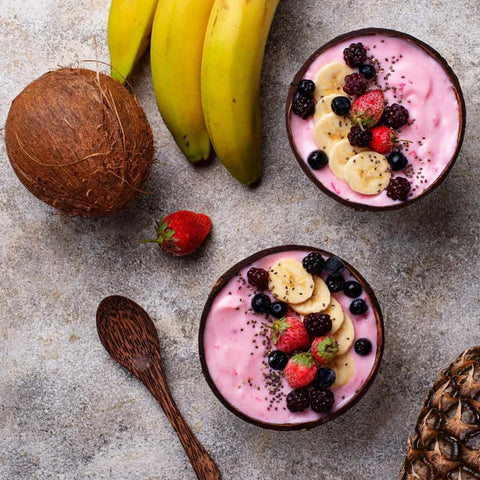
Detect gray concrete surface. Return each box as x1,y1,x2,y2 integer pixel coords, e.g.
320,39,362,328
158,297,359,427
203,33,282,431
1,0,479,478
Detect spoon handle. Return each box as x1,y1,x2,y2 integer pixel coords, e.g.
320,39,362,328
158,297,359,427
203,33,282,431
139,363,221,480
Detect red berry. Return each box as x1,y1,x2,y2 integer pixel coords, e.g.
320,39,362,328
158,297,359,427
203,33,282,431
284,353,318,389
268,317,310,354
350,90,385,128
311,336,339,364
370,126,396,154
343,73,368,96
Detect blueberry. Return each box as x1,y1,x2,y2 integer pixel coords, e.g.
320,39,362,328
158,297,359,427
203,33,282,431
298,79,316,96
307,150,328,170
350,298,368,315
270,301,288,319
331,96,351,116
344,280,363,298
358,64,376,80
387,151,408,171
268,350,288,370
314,367,336,389
251,293,271,313
354,339,372,356
324,256,345,277
326,275,345,293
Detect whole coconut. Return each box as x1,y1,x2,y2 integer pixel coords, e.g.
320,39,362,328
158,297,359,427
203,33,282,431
5,68,154,216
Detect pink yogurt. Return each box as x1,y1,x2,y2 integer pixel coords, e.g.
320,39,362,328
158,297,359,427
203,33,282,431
202,250,381,426
290,32,462,208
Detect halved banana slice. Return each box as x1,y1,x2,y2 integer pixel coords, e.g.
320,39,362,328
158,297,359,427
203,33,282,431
313,94,338,122
290,276,331,315
313,61,355,101
324,297,345,334
268,258,314,305
328,139,368,181
343,152,392,195
333,314,355,355
329,351,355,387
313,113,352,153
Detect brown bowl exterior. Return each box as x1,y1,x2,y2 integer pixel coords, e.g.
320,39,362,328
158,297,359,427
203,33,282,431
198,245,384,431
286,28,466,212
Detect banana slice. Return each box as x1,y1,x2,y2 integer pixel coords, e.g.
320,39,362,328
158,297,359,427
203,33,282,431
333,314,355,355
313,113,352,153
343,152,392,195
290,276,331,315
313,94,338,122
330,351,355,387
328,139,368,181
313,61,355,101
268,258,314,305
324,298,345,334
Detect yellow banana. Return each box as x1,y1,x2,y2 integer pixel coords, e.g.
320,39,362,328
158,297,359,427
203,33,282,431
151,0,213,163
107,0,158,83
201,0,280,185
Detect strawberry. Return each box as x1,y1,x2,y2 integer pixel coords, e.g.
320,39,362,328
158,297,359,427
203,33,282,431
369,126,396,154
268,317,311,354
142,210,212,256
284,352,318,389
350,90,385,128
311,336,339,364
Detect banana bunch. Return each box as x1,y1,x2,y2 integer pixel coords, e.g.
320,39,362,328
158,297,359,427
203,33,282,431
107,0,280,180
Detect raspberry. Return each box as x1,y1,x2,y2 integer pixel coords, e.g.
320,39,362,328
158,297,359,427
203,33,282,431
343,73,368,96
292,93,315,119
302,252,325,275
386,176,411,201
286,388,310,413
247,267,269,290
382,103,409,129
309,388,335,413
304,313,332,337
343,43,367,68
348,126,372,147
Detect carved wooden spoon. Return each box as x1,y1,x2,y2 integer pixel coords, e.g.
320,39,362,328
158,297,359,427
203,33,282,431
96,295,221,480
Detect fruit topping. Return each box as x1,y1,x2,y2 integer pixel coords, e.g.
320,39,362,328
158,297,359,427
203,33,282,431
326,275,345,293
314,367,336,389
344,280,362,298
324,298,345,334
298,79,316,96
348,125,372,147
247,267,269,291
350,90,385,128
269,317,311,354
302,252,325,276
354,339,373,356
286,388,310,412
304,313,332,337
331,96,351,116
330,351,355,387
292,92,315,119
386,176,411,201
358,64,376,80
313,62,354,100
344,152,392,195
343,73,368,96
370,126,396,154
291,276,331,315
268,350,288,370
333,314,355,354
311,336,339,363
309,387,335,413
350,298,368,315
270,301,288,319
313,113,352,152
324,256,345,277
382,103,410,129
285,353,318,389
251,293,271,313
343,42,367,68
307,150,329,170
387,151,408,171
268,258,314,304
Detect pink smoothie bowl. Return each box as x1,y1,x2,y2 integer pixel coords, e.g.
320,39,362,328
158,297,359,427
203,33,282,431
198,246,384,431
286,28,466,211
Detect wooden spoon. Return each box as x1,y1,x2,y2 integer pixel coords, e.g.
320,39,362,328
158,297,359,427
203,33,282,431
96,295,221,480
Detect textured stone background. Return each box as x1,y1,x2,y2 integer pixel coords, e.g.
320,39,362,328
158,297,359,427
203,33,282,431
1,0,479,479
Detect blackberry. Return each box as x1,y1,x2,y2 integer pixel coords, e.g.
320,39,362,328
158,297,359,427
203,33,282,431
386,176,411,201
382,103,409,129
247,267,269,290
387,151,408,171
359,64,376,80
326,275,345,293
304,313,332,337
307,150,328,170
268,350,288,370
292,93,315,119
270,301,288,319
309,387,335,413
350,298,368,315
286,388,310,412
354,339,373,356
343,73,368,96
348,125,372,147
331,96,351,116
344,280,362,298
251,293,271,313
324,256,345,277
343,43,367,68
314,368,336,389
302,252,325,276
298,79,316,96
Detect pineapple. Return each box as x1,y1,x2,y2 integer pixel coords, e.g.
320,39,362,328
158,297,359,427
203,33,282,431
401,347,480,480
